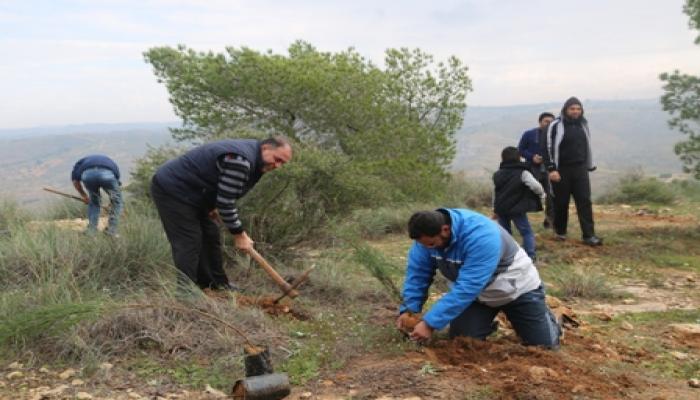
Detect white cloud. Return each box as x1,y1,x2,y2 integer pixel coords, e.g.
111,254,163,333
1,0,699,128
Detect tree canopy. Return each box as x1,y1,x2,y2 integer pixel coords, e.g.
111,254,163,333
660,0,700,179
144,41,472,197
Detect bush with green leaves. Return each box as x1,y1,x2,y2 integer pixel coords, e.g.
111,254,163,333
598,172,677,205
136,41,472,249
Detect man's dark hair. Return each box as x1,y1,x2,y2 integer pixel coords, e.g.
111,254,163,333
261,135,291,148
408,211,448,239
501,146,521,163
538,112,555,122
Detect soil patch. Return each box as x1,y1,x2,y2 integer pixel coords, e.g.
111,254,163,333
236,295,311,320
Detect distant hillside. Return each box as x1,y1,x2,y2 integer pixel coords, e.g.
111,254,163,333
0,127,172,207
0,99,690,207
453,99,687,190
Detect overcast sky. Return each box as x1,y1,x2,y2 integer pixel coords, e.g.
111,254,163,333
1,0,698,129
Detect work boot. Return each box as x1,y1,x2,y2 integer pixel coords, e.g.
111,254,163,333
215,281,241,292
583,236,603,246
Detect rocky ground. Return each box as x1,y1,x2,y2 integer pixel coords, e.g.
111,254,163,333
2,205,699,399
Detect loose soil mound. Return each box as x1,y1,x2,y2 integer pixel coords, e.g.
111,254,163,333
236,295,310,320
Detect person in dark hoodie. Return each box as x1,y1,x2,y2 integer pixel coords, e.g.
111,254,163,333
71,154,123,236
518,112,556,228
544,97,602,246
151,136,293,292
493,146,546,260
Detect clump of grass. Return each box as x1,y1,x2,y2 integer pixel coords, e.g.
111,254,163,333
42,198,87,220
598,172,676,205
547,266,619,299
352,243,403,302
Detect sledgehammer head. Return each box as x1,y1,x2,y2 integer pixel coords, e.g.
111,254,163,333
232,373,291,400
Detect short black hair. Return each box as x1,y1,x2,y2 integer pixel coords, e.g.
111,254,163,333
261,135,292,148
408,211,448,239
538,112,555,122
501,146,521,163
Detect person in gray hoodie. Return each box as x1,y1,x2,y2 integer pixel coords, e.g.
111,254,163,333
544,97,602,246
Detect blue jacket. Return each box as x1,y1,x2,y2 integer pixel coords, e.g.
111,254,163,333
517,127,544,163
71,155,120,182
399,209,504,330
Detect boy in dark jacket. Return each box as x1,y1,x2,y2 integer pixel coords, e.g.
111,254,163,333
493,147,546,260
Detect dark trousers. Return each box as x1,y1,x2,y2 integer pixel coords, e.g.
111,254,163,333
449,286,560,348
540,175,555,227
151,178,229,289
532,166,555,227
551,164,595,238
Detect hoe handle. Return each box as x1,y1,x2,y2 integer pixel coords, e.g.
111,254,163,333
274,265,315,304
248,248,299,298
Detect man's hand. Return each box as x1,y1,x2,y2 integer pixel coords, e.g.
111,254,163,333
491,213,498,220
548,170,561,183
81,194,89,204
208,209,219,221
409,321,434,342
233,232,254,254
533,154,543,164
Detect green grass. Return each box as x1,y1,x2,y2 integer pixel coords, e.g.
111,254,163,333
592,310,700,379
130,357,237,390
542,265,621,300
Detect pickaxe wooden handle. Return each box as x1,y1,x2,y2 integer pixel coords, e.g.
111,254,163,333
273,265,315,304
248,248,299,298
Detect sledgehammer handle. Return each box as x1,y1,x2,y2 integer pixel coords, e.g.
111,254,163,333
248,248,299,298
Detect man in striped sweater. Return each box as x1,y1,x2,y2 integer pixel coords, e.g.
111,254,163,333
151,136,292,292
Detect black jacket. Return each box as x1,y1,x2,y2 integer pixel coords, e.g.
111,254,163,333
493,161,543,216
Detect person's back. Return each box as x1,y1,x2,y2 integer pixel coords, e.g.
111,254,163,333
71,154,123,236
492,146,544,260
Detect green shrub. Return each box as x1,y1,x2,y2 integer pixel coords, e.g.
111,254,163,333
598,172,676,205
547,265,618,299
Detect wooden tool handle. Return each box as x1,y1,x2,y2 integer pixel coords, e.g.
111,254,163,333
274,265,315,304
248,248,299,298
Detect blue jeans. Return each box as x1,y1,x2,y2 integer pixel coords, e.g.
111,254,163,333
449,286,561,348
81,168,123,234
498,213,535,259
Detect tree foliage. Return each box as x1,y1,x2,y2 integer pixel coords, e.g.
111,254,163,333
660,0,700,179
143,41,472,197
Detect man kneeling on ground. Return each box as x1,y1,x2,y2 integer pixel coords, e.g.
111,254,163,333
396,208,561,348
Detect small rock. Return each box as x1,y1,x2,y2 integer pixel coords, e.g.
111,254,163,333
7,362,23,369
58,368,78,380
76,392,93,400
687,275,696,283
38,367,50,374
99,362,114,371
669,324,700,336
671,351,689,360
71,378,85,386
620,321,634,331
688,378,700,388
321,380,335,387
595,312,613,321
591,344,603,351
622,299,635,305
41,385,70,396
128,393,144,400
6,371,24,379
529,366,559,384
300,392,313,399
571,384,586,393
204,384,227,398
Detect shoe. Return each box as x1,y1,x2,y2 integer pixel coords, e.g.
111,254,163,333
215,282,241,292
543,220,551,229
583,236,603,246
554,234,567,241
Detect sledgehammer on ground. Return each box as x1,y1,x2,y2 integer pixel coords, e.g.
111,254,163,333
232,345,290,400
